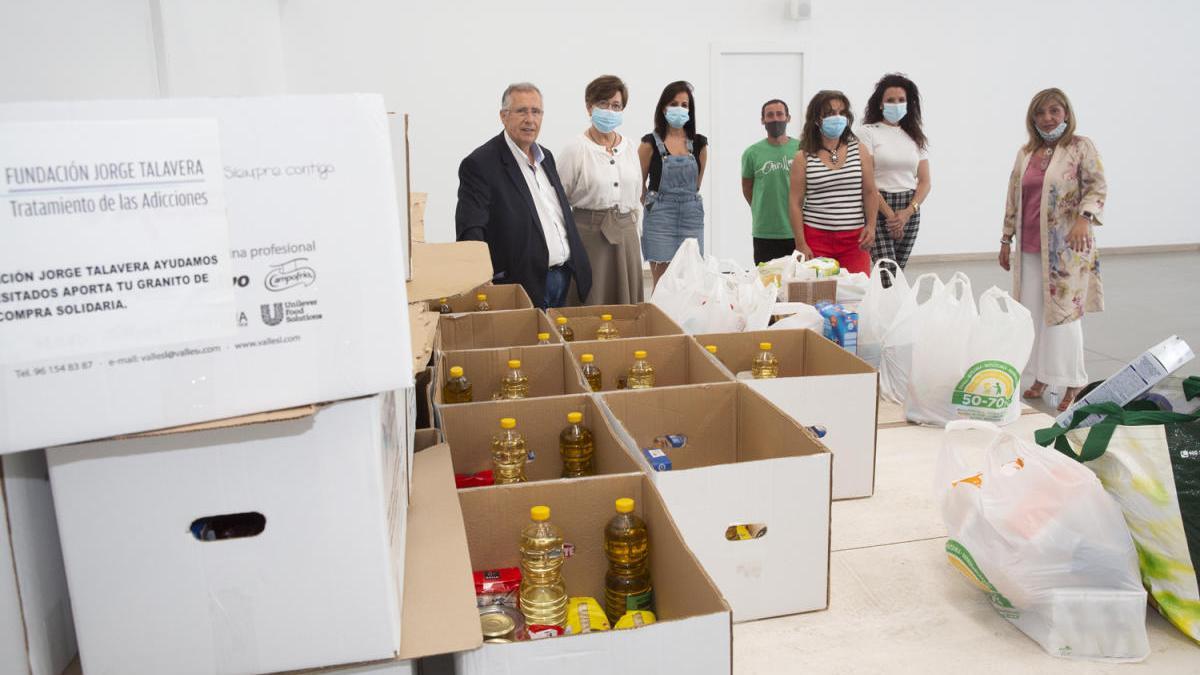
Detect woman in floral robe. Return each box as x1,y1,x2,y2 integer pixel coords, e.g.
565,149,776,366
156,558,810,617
1000,87,1106,412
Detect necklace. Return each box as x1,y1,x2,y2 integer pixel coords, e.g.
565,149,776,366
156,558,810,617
588,128,617,153
823,141,842,164
1039,144,1054,170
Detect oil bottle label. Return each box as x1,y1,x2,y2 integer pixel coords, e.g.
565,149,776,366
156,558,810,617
625,588,654,612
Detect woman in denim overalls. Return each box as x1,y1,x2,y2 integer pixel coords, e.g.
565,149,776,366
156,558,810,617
638,81,708,288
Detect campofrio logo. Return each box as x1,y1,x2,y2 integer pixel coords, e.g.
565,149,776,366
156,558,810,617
261,303,284,326
952,360,1019,421
264,258,316,292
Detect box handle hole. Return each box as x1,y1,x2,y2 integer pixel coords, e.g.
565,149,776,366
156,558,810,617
725,523,768,541
189,512,266,541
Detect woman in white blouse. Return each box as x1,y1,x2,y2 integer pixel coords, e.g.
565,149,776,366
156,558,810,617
558,75,645,305
858,73,931,273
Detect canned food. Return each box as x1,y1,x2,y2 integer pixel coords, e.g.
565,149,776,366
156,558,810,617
479,605,517,641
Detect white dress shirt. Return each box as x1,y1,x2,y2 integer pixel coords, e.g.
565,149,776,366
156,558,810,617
504,132,571,266
557,132,643,223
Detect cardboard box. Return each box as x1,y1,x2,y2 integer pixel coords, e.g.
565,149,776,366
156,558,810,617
438,394,642,483
600,382,831,622
436,309,561,352
0,95,412,454
430,283,534,314
434,345,587,407
46,394,408,675
563,334,732,392
1054,335,1195,428
454,473,732,674
787,278,837,304
413,427,443,453
0,451,76,675
547,303,684,343
697,329,879,500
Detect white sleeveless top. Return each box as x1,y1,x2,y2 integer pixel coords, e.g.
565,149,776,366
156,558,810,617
803,140,865,230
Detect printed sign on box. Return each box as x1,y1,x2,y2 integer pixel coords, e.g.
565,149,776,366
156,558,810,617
0,95,411,454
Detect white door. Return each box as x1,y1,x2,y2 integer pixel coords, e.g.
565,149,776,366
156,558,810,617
710,46,804,269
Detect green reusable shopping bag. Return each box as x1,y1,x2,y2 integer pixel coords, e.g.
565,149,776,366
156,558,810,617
1037,399,1200,642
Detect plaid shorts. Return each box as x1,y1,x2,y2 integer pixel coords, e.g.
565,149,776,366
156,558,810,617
871,190,921,275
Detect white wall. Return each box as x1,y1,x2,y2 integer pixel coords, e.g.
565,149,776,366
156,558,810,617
4,0,1198,259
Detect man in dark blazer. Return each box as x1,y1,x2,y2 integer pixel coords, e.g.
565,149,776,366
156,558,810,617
456,82,591,308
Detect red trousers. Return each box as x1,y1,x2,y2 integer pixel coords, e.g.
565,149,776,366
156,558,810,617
804,225,871,274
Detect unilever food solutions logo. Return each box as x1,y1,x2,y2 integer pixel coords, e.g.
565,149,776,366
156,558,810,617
264,258,316,292
952,360,1020,421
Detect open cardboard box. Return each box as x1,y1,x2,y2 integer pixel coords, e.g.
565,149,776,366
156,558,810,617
434,345,587,409
438,394,641,483
697,329,878,500
547,303,683,343
455,473,732,674
564,335,732,392
600,382,831,622
428,283,535,314
46,394,409,675
1,451,76,675
437,309,561,352
786,278,837,304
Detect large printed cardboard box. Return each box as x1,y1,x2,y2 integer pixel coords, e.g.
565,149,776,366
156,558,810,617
46,394,408,675
697,329,878,500
436,308,560,352
547,303,683,343
434,345,587,408
438,394,641,483
600,382,832,622
429,283,534,314
455,473,732,674
564,334,732,392
0,95,411,454
0,451,76,675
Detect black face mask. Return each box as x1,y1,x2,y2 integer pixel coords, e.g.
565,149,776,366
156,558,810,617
765,120,788,138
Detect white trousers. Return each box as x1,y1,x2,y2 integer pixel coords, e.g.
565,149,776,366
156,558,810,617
1020,252,1088,387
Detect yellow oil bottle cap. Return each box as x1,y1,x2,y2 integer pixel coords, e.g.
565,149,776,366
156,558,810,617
759,342,773,351
705,345,718,354
477,293,487,301
634,350,647,359
500,417,517,429
615,498,634,513
581,353,594,363
507,359,521,369
567,412,583,424
449,366,464,377
537,332,550,340
556,316,569,325
439,297,448,303
601,314,613,321
530,505,550,521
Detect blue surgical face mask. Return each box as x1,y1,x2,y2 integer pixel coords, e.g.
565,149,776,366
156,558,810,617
665,106,690,129
1037,120,1067,142
591,107,622,133
820,114,848,138
882,102,907,124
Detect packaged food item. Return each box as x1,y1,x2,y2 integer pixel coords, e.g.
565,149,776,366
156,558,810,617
564,596,610,635
580,353,602,391
596,313,620,340
473,566,524,639
519,506,568,629
604,498,654,622
476,292,490,311
479,605,518,642
442,365,473,403
556,316,575,342
559,411,594,478
653,434,687,450
437,297,452,314
802,257,841,278
815,301,859,354
455,469,494,489
491,418,527,484
752,341,779,379
499,359,529,399
613,610,657,630
628,350,655,389
641,447,672,471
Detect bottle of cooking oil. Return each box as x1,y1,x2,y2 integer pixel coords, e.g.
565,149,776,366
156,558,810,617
752,341,780,379
627,350,655,389
476,293,490,311
437,297,452,314
595,314,620,340
442,366,473,403
580,353,602,392
604,498,653,623
556,316,575,342
537,332,552,345
520,505,568,629
499,359,529,399
491,417,527,484
559,411,594,478
704,344,718,355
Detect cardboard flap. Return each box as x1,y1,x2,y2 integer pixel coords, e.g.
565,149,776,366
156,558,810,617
398,444,481,660
114,404,320,439
409,303,440,375
407,242,493,303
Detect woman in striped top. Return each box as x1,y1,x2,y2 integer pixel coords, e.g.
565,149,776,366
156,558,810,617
788,90,879,273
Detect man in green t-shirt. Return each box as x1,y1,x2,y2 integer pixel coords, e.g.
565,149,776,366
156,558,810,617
741,99,800,263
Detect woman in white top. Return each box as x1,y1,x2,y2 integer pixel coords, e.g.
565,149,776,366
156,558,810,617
558,75,645,305
858,73,931,273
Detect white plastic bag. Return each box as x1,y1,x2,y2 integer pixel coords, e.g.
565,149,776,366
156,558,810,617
878,272,943,403
650,237,707,326
936,421,1149,662
651,238,775,333
834,270,869,304
906,281,1034,426
857,259,909,369
768,303,824,332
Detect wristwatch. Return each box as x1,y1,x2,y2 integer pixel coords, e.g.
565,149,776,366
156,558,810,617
911,201,921,214
1081,210,1095,223
1001,236,1013,245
